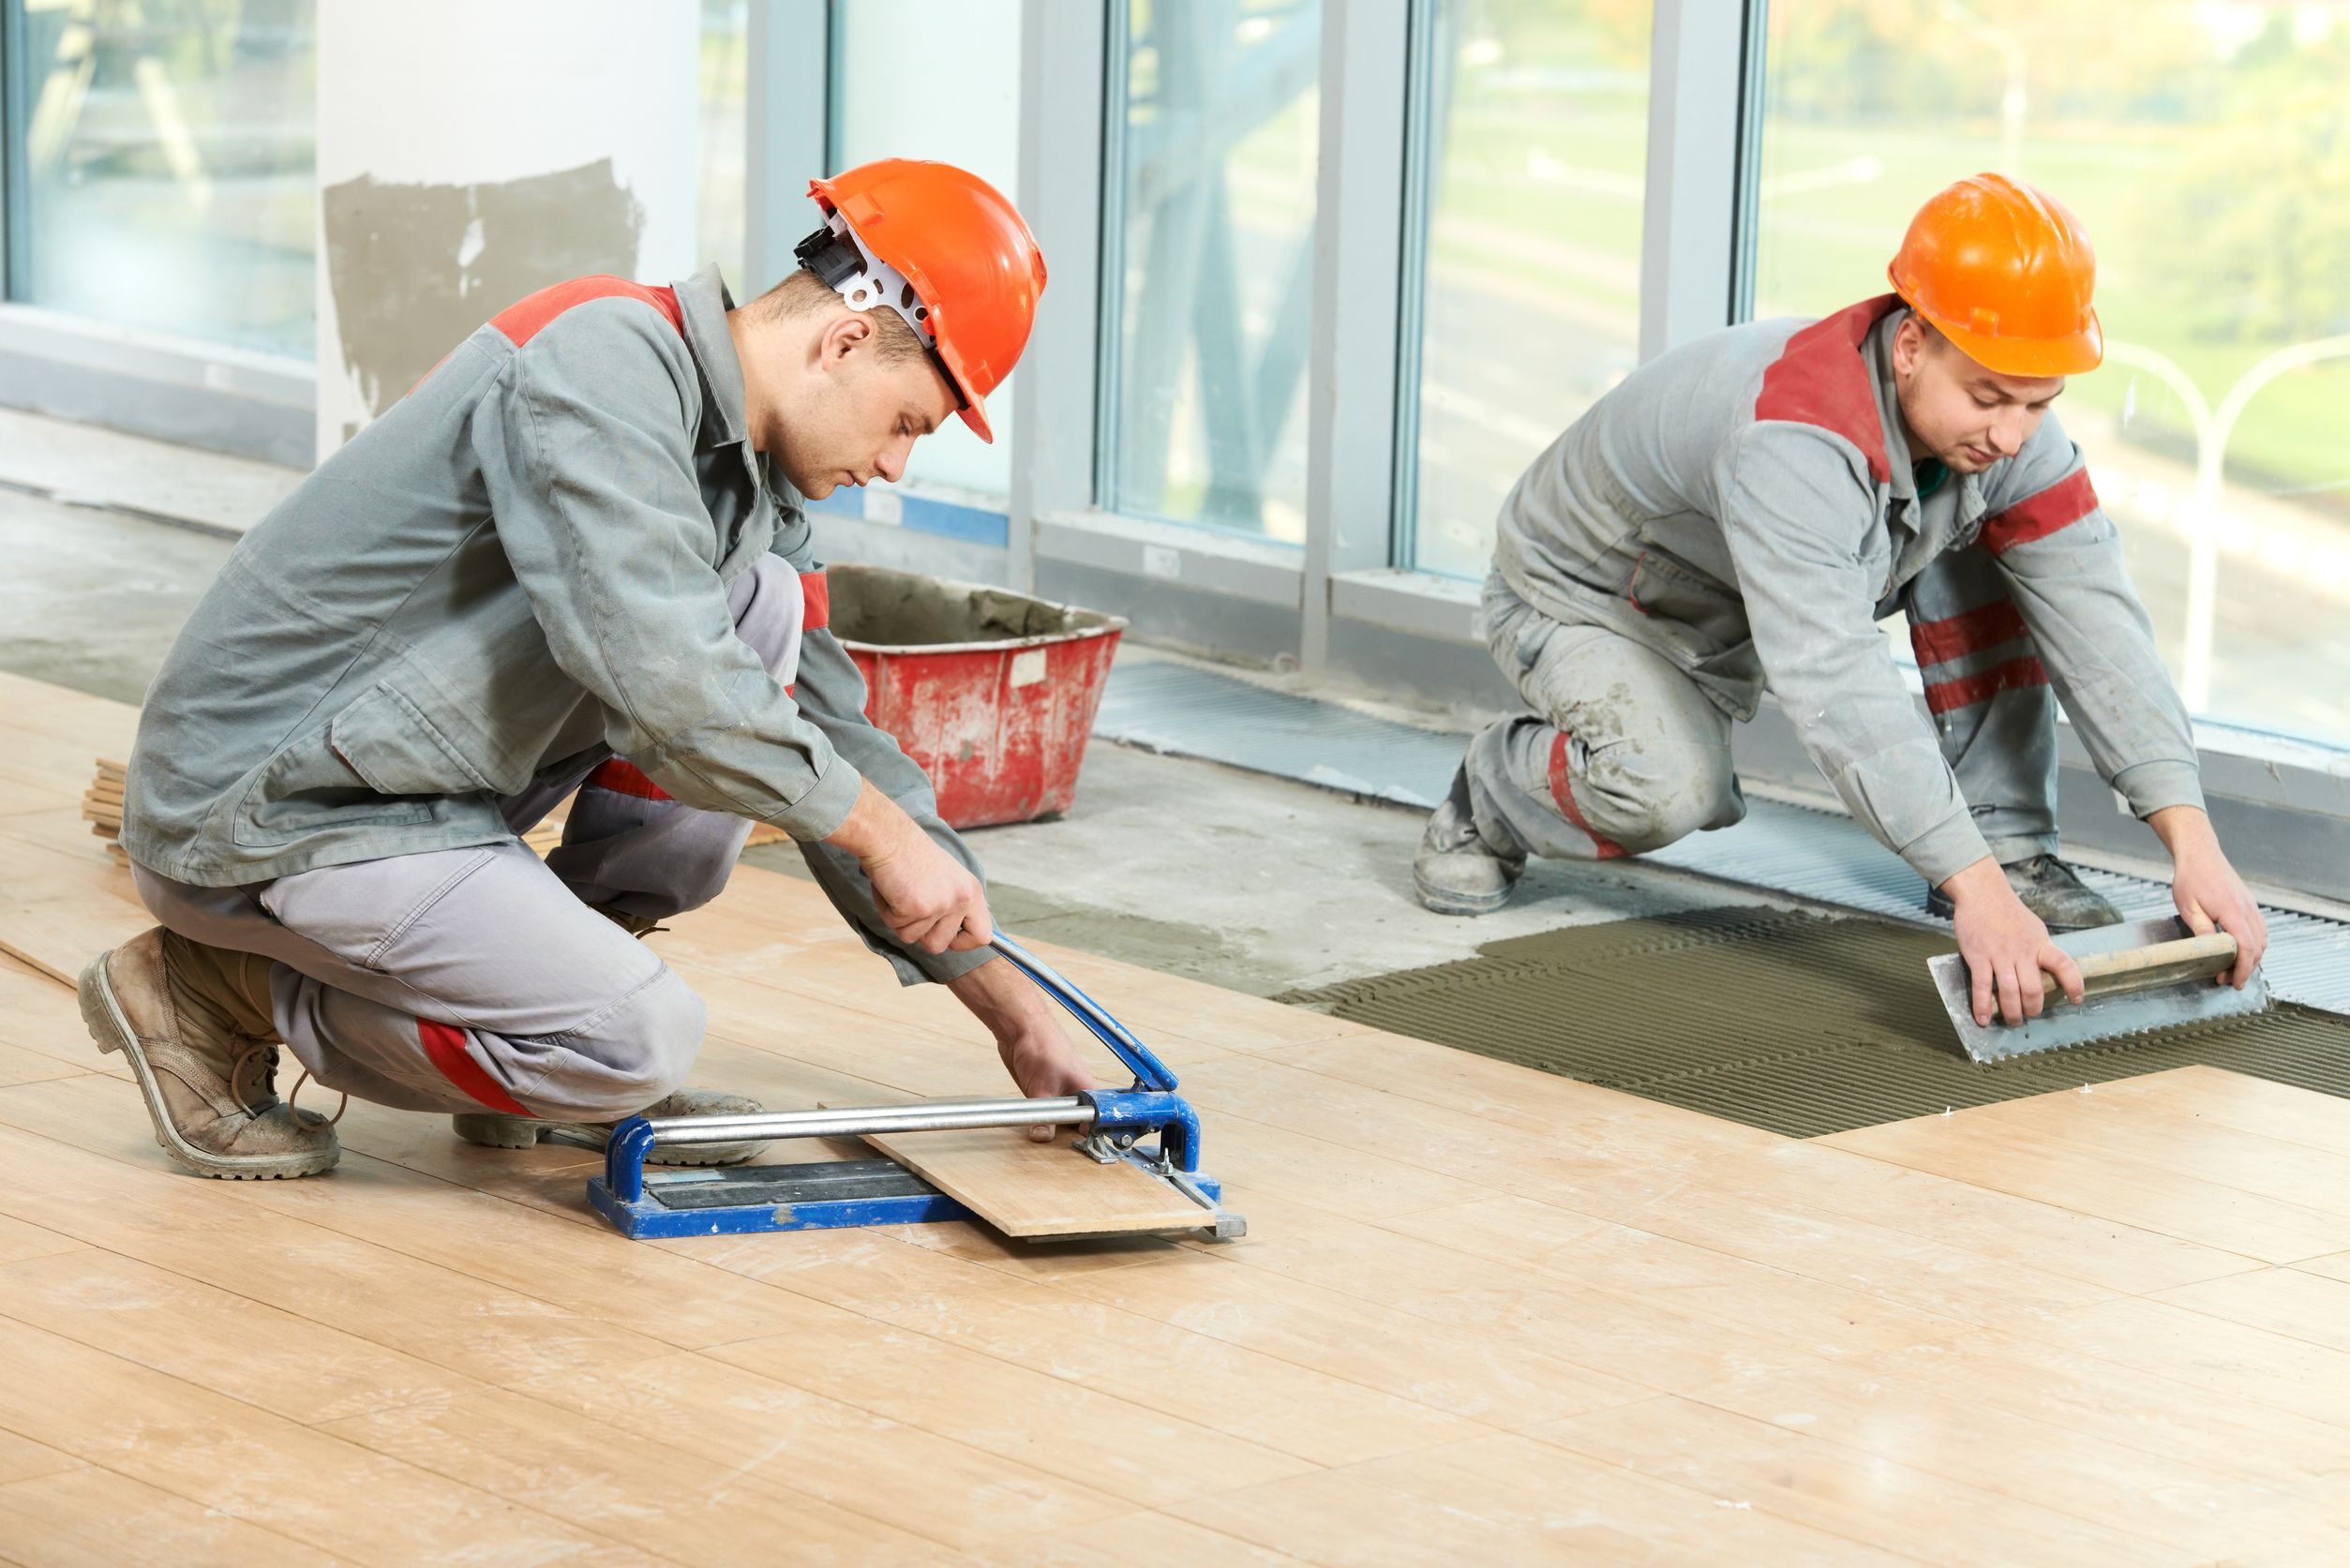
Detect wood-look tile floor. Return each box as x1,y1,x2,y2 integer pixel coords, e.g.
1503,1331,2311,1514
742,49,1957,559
0,670,2345,1565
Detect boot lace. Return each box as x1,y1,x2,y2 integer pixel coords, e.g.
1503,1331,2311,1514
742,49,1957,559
232,1040,347,1127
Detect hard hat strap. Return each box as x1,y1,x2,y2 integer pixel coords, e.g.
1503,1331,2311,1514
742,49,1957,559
795,211,939,353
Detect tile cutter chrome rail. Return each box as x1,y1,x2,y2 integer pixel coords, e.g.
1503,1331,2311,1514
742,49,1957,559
588,934,1243,1242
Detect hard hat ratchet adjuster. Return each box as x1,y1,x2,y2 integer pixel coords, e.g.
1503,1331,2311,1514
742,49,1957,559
793,212,940,355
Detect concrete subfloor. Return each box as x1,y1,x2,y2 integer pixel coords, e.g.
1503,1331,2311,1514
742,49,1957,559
0,464,1789,999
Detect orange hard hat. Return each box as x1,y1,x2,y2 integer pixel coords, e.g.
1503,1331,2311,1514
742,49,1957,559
801,158,1047,443
1886,173,2102,378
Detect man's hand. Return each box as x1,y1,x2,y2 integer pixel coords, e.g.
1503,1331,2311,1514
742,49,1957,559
2149,806,2267,988
1940,856,2084,1027
824,780,991,954
948,959,1100,1141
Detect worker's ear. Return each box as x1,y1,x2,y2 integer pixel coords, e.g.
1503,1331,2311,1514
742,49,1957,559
816,309,876,369
1892,315,1930,380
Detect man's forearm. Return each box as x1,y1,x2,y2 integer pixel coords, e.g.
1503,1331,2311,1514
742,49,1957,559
2147,803,2218,862
823,776,915,862
947,955,1049,1038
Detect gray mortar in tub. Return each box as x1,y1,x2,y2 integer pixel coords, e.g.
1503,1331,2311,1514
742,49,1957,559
826,564,1124,650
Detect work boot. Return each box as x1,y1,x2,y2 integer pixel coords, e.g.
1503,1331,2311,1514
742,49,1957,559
78,928,340,1179
1925,854,2124,933
1413,780,1524,917
453,1087,767,1166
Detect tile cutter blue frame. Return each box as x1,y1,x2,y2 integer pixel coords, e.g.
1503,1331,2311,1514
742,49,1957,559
588,935,1242,1242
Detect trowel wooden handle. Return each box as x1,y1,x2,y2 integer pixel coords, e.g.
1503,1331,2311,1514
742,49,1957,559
2041,933,2238,1000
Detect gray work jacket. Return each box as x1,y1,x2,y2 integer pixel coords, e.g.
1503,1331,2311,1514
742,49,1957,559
122,265,984,983
1493,295,2202,884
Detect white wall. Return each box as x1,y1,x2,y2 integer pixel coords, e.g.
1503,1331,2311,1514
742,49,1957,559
314,2,699,457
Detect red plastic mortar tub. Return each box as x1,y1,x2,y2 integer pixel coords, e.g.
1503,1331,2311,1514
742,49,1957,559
826,563,1128,829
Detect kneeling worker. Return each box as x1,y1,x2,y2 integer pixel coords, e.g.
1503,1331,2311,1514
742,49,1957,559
1415,174,2267,1028
82,158,1098,1178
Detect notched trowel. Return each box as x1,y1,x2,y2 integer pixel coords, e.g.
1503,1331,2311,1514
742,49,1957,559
1930,915,2272,1064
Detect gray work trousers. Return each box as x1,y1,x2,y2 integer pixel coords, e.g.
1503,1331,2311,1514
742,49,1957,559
1461,548,2060,868
130,556,809,1121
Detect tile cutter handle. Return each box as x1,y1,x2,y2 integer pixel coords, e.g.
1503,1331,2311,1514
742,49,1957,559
989,933,1178,1093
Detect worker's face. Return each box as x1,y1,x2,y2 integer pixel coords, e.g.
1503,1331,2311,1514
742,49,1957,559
1892,317,2065,475
772,310,961,500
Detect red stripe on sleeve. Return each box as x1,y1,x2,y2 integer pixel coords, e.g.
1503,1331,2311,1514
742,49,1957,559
418,1019,534,1116
1981,469,2098,555
584,759,672,801
1548,732,1628,859
1924,654,2049,714
1908,601,2029,669
489,276,684,348
801,567,831,632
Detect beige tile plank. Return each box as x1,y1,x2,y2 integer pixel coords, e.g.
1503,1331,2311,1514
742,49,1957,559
2155,1266,2350,1355
226,1140,855,1351
1055,1244,1652,1428
1819,1112,2348,1264
1905,1079,2350,1218
861,1122,1219,1238
1638,1138,2265,1298
865,1280,1483,1467
1689,1344,2337,1559
0,955,127,1081
2030,1294,2350,1435
0,1038,90,1089
507,1351,1133,1552
703,1317,1319,1511
122,1424,668,1567
950,1513,1313,1568
0,1315,292,1467
0,1464,332,1567
1532,1395,2204,1567
2075,1065,2350,1156
0,1427,83,1486
1167,1191,1848,1396
0,1212,84,1266
1262,1026,1786,1152
319,1386,958,1567
1187,1432,1914,1568
0,1247,486,1426
1372,1193,1982,1355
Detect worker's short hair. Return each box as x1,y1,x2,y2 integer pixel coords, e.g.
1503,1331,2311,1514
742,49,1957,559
753,269,931,366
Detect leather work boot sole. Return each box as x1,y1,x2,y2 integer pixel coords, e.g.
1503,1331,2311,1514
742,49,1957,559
78,928,339,1180
1413,793,1525,917
1925,854,2125,933
453,1086,768,1166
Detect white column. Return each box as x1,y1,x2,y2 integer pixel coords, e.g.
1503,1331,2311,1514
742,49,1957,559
313,2,699,458
1637,0,1753,362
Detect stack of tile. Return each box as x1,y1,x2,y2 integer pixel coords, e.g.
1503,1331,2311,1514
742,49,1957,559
82,758,130,865
82,758,568,862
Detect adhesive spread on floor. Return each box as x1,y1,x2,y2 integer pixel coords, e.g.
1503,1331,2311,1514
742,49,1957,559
1279,907,2350,1139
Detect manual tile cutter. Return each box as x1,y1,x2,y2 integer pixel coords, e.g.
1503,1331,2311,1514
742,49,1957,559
588,935,1243,1242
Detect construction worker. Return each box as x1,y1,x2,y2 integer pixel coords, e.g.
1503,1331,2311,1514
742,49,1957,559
79,158,1097,1179
1414,174,2268,1030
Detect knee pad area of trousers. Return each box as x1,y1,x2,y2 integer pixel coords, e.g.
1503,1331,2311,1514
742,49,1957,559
603,971,710,1111
1580,749,1734,852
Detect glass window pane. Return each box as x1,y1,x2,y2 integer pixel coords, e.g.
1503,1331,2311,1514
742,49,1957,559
1755,1,2350,748
697,0,746,289
830,0,1021,500
7,0,315,359
1104,0,1321,541
1401,0,1652,579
